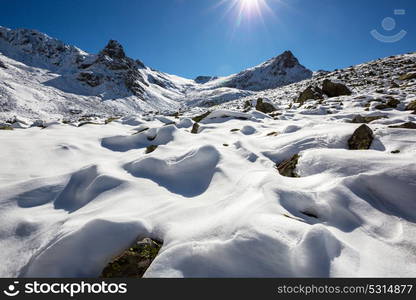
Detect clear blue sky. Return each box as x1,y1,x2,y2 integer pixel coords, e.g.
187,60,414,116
1,0,415,79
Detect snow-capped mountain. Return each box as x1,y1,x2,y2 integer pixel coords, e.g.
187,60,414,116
217,50,312,91
0,26,312,121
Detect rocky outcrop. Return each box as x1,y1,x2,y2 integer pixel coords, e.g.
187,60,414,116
101,238,162,278
322,79,352,97
77,72,102,87
276,154,300,177
348,124,374,150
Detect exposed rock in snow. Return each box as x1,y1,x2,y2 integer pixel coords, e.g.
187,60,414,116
348,124,374,150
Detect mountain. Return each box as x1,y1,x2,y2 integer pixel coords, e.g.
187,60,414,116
218,50,312,91
0,26,312,121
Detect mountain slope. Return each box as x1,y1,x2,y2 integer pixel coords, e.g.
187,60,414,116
217,50,312,91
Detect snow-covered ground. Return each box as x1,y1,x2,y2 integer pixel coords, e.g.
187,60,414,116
1,98,416,277
1,26,416,278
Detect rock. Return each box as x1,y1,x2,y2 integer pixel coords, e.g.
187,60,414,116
389,122,416,129
145,145,158,154
296,86,323,105
192,111,210,123
375,97,400,109
0,59,7,69
255,98,276,113
391,150,400,154
30,120,46,128
101,238,162,278
0,123,13,130
399,72,416,81
348,124,374,150
276,154,300,177
351,115,386,123
191,123,200,134
77,72,102,87
100,40,126,60
322,79,352,97
405,100,416,111
194,76,218,84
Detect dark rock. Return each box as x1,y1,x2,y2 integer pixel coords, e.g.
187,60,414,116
389,122,416,129
230,128,240,132
0,60,7,69
100,40,126,60
0,124,13,130
194,76,218,84
322,79,352,97
375,97,400,110
192,111,210,123
296,86,323,105
255,98,276,113
101,238,162,278
399,72,416,81
191,123,200,134
405,100,416,111
77,72,102,87
30,120,47,128
391,150,400,154
348,124,374,150
276,154,300,177
351,115,386,124
145,145,158,154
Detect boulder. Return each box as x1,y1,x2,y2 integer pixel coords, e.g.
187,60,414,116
405,100,416,111
351,115,386,124
348,124,374,150
145,145,158,154
255,98,276,113
276,154,300,177
296,86,323,105
389,122,416,129
399,72,416,81
322,79,352,97
101,238,162,278
191,123,200,134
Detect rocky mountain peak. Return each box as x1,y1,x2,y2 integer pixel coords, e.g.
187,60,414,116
274,50,298,69
99,40,126,60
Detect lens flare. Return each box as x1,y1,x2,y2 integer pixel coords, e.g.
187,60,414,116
215,0,276,28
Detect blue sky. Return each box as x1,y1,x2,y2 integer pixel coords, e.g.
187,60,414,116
1,0,415,79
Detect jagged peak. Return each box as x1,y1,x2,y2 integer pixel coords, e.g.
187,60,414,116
99,40,126,59
266,50,300,69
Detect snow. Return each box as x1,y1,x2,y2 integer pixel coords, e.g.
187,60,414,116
1,104,416,277
1,26,416,278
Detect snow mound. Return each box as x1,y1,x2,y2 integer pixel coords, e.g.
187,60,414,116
124,145,221,197
101,124,176,152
